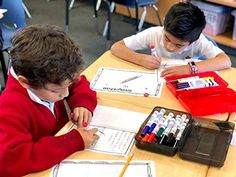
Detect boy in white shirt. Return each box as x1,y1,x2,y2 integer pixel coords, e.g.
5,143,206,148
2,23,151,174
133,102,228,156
111,2,231,77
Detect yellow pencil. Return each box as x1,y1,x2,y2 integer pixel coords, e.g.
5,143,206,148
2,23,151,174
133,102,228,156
119,153,134,177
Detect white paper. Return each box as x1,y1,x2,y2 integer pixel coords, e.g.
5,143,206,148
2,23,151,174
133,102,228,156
68,105,148,156
159,58,200,72
231,131,236,146
90,67,164,97
50,160,156,177
91,105,148,133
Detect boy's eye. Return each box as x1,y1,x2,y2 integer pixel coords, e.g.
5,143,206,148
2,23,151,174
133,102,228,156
50,90,60,93
165,36,170,42
175,45,183,48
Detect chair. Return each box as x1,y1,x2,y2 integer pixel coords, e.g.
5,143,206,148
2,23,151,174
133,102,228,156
93,0,162,40
0,0,26,84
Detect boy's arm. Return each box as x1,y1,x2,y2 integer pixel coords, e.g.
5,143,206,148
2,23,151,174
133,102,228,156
194,52,231,72
67,75,97,113
161,52,231,77
111,40,161,69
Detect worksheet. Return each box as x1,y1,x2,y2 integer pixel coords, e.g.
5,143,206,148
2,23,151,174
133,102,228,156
50,160,156,177
68,105,148,156
90,67,163,97
159,58,200,72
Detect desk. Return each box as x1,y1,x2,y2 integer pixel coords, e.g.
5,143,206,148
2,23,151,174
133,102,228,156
25,51,236,177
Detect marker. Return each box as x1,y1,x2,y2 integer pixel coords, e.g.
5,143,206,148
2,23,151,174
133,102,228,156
140,111,160,137
70,113,88,127
159,116,175,144
150,45,160,88
155,112,174,139
150,45,158,57
173,118,189,148
148,109,166,134
166,115,182,142
146,115,166,142
120,75,142,84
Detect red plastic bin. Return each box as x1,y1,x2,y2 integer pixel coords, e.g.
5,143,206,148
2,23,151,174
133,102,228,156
165,71,236,116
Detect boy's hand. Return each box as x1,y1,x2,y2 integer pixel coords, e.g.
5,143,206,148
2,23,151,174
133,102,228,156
140,55,162,70
71,107,92,128
76,128,99,149
161,65,191,77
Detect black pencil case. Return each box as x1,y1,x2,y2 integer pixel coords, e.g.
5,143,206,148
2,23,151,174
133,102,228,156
135,106,234,167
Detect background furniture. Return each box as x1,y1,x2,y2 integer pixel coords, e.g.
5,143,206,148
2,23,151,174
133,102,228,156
117,0,236,49
0,0,27,84
94,0,162,40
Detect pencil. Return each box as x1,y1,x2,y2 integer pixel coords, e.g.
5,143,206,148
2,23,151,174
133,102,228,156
155,69,159,83
120,75,142,84
119,153,134,177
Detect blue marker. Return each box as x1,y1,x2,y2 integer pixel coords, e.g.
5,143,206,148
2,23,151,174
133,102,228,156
147,109,166,134
140,110,160,137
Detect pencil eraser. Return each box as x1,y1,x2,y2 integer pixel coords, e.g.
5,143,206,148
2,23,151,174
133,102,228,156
144,93,149,97
82,122,88,127
70,113,74,118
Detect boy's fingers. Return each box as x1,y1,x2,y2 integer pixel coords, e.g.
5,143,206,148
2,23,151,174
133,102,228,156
93,134,99,141
89,128,98,134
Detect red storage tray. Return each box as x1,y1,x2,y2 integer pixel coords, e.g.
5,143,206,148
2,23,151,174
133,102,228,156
165,71,236,116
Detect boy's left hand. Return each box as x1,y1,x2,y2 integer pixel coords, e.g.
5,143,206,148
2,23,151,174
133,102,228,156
71,107,92,128
161,65,191,77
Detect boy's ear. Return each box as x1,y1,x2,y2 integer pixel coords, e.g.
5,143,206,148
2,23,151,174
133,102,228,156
18,75,30,89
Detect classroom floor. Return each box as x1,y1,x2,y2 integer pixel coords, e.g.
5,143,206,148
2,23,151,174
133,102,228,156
1,0,236,88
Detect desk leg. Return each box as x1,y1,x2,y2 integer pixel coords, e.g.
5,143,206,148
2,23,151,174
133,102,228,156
0,51,7,85
65,0,69,33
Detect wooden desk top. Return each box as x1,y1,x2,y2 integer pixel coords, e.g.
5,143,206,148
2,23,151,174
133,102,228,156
25,51,236,177
83,51,232,120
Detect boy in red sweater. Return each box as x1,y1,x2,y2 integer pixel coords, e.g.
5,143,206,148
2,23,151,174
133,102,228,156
0,24,99,176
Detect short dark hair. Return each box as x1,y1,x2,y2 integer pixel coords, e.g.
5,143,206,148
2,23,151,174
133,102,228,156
10,24,84,89
164,2,206,43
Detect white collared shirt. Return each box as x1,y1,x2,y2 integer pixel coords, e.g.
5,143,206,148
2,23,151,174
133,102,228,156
10,67,55,115
123,26,223,59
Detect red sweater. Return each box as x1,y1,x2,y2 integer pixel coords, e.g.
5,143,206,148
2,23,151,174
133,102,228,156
0,74,97,177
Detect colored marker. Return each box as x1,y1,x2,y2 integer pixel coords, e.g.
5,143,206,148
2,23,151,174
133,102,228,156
167,115,182,142
147,115,167,142
140,112,159,137
70,113,88,127
148,109,166,134
150,45,159,84
173,118,189,148
155,112,174,139
150,45,158,56
159,116,175,144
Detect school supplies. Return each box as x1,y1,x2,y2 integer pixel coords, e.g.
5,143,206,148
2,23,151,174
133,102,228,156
120,75,142,84
135,106,235,167
51,159,156,177
118,153,134,177
165,71,236,116
68,105,147,156
91,67,163,97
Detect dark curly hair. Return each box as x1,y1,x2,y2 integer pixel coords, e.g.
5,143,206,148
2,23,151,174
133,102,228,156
10,24,84,89
164,2,206,43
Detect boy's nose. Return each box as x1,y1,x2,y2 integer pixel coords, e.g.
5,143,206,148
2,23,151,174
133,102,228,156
166,42,176,52
60,88,69,98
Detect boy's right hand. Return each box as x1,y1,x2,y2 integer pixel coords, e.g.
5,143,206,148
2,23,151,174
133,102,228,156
140,55,162,69
76,128,99,149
